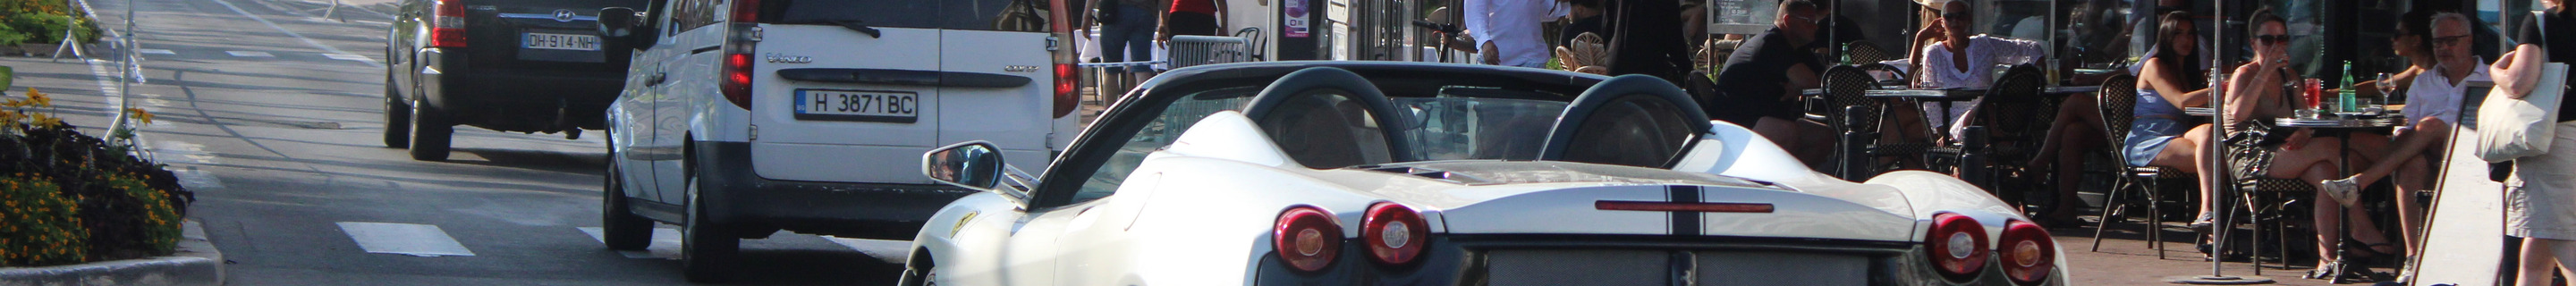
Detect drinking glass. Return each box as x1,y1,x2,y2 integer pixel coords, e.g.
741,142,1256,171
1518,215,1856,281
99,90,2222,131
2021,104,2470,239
2370,73,2396,114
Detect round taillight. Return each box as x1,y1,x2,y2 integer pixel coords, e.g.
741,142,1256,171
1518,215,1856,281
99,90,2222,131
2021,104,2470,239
1999,220,2055,285
1363,202,1430,266
1926,213,1988,282
1274,206,1341,273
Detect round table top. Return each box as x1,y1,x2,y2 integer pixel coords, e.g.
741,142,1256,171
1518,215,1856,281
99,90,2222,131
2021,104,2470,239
2275,115,2404,128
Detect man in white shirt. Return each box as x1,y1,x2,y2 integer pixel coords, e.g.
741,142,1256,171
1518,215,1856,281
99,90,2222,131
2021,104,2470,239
1462,0,1565,67
2322,13,2488,249
1908,1,2048,140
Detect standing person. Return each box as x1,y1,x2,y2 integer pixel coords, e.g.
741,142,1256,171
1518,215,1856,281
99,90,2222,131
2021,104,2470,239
1097,0,1161,91
2218,9,2391,275
1604,0,1693,82
1159,0,1224,40
1709,0,1829,164
2501,0,2574,284
1464,0,1565,67
1907,0,2048,141
2319,10,2473,255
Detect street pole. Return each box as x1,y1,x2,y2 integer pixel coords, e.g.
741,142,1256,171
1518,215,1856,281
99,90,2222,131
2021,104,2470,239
49,0,85,63
2165,3,2269,284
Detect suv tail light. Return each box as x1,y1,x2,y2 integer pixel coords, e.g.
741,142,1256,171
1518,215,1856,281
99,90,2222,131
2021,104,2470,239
718,0,761,110
1362,203,1428,266
1926,213,1988,282
1273,206,1341,273
1052,63,1077,118
429,0,466,47
1998,220,2055,285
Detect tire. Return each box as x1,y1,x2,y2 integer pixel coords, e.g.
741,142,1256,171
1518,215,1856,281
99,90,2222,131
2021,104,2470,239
897,261,936,286
407,97,453,161
680,152,738,283
382,74,411,148
600,149,652,251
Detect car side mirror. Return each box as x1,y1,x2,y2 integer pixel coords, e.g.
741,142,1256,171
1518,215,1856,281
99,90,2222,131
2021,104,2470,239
924,141,1034,205
596,7,647,50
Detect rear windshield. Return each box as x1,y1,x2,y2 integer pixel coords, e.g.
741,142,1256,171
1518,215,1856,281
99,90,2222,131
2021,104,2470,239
758,0,1049,32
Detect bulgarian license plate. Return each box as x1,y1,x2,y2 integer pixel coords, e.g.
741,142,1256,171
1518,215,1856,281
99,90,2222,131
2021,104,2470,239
522,32,600,51
794,89,919,122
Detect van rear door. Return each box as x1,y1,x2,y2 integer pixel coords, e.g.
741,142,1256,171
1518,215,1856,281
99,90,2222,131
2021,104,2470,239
744,0,948,183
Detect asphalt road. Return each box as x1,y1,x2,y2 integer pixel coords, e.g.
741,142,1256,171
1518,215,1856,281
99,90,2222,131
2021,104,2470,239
22,0,913,284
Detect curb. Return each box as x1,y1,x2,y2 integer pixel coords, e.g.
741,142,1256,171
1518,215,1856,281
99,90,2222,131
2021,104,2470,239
0,220,225,286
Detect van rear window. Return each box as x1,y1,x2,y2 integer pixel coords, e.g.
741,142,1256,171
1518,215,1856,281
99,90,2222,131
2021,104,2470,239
758,0,1050,32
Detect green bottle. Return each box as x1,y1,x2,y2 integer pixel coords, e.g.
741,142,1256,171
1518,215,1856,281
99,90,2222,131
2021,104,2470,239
2338,62,2356,114
1840,43,1852,65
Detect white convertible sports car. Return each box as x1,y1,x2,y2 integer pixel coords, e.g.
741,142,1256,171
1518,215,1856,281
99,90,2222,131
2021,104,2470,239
899,62,2067,285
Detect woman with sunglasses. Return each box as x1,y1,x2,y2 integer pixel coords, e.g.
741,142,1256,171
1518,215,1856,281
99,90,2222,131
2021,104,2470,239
2220,8,2393,276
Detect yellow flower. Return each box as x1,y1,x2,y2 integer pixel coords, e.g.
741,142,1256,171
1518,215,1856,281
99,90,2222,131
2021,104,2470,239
126,108,152,124
30,114,60,128
23,88,46,107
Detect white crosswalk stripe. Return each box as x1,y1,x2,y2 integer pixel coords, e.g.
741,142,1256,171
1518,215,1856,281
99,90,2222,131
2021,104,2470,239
225,51,273,57
337,222,475,257
139,49,174,55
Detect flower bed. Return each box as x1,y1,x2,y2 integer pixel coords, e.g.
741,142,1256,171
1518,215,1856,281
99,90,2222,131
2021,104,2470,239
0,88,191,267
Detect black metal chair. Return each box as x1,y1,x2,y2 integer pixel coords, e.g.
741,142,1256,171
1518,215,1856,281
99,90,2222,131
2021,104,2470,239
1821,65,1943,181
1953,63,2048,196
1844,40,1897,63
2085,75,2198,258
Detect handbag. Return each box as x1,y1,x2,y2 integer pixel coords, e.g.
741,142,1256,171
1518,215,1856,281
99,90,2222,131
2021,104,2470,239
2476,63,2570,163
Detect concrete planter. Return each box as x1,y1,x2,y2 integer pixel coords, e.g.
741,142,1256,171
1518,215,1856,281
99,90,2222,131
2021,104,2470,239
0,221,225,286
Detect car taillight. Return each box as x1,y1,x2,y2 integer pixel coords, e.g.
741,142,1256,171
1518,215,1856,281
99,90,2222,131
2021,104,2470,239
1998,220,2055,285
1926,213,1988,282
1273,206,1341,273
1362,203,1428,266
718,0,759,110
1053,63,1078,118
429,0,466,47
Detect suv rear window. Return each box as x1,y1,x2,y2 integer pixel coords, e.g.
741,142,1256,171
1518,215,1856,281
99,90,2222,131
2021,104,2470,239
757,0,1049,32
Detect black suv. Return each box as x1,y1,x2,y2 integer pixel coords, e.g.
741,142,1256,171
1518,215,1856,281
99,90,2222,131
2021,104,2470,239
385,0,648,161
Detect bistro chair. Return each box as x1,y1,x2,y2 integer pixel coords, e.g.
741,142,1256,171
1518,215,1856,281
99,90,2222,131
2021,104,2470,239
1957,63,2049,199
1821,65,1939,181
1843,40,1897,63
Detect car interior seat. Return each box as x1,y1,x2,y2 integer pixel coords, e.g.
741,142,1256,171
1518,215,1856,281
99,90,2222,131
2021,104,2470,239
1539,74,1714,168
1241,67,1412,169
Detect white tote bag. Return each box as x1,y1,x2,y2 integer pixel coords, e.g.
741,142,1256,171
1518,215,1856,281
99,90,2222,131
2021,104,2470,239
2478,63,2570,163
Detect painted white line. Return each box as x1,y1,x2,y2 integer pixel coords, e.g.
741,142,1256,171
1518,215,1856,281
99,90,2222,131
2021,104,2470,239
139,49,174,55
323,54,373,62
576,226,682,259
225,51,274,57
823,237,911,264
209,0,384,68
337,222,475,257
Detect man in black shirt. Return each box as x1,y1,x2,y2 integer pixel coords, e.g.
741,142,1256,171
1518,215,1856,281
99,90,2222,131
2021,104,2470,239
1709,0,1827,162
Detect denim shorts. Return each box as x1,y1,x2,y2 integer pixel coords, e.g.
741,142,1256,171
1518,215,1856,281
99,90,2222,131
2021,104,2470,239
2123,116,2185,167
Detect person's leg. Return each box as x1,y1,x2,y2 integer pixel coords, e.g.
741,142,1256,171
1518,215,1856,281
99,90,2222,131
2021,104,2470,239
2161,124,2214,223
2336,119,2453,189
2550,238,2576,286
2029,96,2102,166
1798,117,1838,169
2394,155,2433,253
2518,238,2563,286
2275,139,2400,254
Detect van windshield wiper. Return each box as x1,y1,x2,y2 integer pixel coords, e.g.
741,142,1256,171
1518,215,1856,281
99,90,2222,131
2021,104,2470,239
780,19,881,38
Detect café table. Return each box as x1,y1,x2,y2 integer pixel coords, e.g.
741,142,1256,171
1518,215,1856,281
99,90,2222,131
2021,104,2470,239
2274,114,2403,283
1868,88,1985,138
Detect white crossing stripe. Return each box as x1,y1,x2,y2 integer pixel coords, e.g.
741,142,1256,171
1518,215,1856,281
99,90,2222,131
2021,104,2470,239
225,51,273,57
139,49,174,55
324,54,375,63
823,237,912,264
576,227,682,259
337,222,475,257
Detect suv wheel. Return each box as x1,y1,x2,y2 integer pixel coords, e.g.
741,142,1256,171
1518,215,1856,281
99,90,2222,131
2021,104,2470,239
407,97,453,161
681,153,738,282
600,149,651,250
382,74,411,148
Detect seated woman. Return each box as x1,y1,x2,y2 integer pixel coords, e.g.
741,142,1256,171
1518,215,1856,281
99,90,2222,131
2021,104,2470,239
1904,1,2047,142
2224,9,2396,273
2028,11,2211,226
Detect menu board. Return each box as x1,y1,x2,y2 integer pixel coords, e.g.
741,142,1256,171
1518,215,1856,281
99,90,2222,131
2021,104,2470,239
1707,0,1777,35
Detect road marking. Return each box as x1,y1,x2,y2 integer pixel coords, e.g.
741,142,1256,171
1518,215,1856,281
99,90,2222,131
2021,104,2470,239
209,0,384,68
139,49,174,55
576,226,682,259
323,54,373,63
225,51,274,57
823,237,912,264
337,222,475,257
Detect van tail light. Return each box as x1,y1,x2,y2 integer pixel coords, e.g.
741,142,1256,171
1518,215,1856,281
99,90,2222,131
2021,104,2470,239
1273,206,1341,273
428,0,467,47
1999,220,2055,285
1053,63,1078,118
717,0,760,110
1362,203,1428,266
1926,213,1988,282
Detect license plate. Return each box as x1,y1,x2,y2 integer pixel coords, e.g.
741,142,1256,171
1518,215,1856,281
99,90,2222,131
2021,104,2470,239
522,33,600,51
794,89,919,122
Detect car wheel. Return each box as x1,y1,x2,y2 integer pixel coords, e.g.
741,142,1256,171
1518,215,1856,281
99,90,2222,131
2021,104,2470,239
898,254,937,286
407,97,453,161
382,74,411,148
680,154,738,283
600,150,652,251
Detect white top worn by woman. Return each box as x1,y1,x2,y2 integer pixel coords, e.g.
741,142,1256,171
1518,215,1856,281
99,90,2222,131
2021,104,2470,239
1915,35,2048,139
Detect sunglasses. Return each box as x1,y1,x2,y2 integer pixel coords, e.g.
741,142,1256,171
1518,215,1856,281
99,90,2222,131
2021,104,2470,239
2431,35,2471,46
2254,35,2292,44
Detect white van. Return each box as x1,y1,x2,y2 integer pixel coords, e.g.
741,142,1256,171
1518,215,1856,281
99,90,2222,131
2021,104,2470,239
590,0,1077,282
